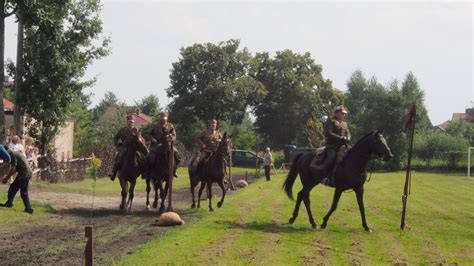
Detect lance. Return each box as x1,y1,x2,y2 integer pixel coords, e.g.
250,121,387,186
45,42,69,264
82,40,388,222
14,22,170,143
401,101,416,230
167,139,175,212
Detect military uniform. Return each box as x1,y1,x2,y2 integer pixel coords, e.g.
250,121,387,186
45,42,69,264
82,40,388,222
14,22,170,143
192,129,223,169
310,115,351,185
109,126,135,181
148,121,181,177
1,151,33,213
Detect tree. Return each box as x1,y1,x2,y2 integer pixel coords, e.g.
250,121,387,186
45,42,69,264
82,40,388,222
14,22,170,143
167,39,266,148
135,94,162,117
400,72,431,131
91,91,123,122
253,50,338,147
219,113,262,151
15,0,109,156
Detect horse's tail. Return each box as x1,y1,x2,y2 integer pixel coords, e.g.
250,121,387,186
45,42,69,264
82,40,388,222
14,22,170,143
283,153,304,201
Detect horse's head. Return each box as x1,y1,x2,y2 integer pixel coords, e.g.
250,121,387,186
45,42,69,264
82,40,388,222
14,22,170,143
218,132,233,157
127,128,149,155
370,130,393,162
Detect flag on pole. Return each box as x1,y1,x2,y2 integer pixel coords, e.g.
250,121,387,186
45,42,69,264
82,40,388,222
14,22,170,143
403,101,416,133
401,101,416,230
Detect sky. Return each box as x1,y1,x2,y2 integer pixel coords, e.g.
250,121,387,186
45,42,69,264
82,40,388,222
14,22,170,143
4,1,473,126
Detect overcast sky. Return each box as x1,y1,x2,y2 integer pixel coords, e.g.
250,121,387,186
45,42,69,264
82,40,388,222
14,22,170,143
4,1,473,125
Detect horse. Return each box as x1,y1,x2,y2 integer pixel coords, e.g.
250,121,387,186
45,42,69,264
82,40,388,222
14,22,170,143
189,133,232,211
145,138,178,213
117,128,148,213
283,130,393,231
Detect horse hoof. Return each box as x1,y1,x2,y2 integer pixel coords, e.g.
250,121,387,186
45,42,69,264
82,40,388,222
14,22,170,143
146,205,151,211
217,202,223,208
364,227,372,233
119,204,124,210
311,224,317,229
191,203,196,208
152,202,158,208
289,217,295,224
209,208,214,212
320,223,327,229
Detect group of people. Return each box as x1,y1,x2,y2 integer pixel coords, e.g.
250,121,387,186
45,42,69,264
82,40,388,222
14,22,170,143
0,128,36,214
109,104,350,188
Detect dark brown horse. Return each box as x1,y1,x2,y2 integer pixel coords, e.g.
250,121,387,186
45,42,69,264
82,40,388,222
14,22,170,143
284,130,393,231
189,133,232,211
118,128,148,213
145,140,177,213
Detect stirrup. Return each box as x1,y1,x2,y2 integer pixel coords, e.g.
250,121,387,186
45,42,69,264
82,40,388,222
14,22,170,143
322,178,331,186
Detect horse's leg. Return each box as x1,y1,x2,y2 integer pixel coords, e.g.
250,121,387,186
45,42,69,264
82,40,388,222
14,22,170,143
207,181,214,212
145,178,151,210
190,178,197,208
302,187,317,229
216,178,226,208
119,177,127,211
321,188,343,229
127,178,136,213
159,180,168,214
354,186,371,232
289,189,305,224
197,181,206,208
153,179,159,209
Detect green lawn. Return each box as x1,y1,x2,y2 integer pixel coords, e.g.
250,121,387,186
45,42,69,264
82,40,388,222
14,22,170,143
121,171,474,264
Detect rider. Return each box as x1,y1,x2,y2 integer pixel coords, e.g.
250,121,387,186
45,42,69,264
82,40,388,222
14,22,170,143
310,105,351,187
109,115,138,181
149,112,181,177
192,119,223,170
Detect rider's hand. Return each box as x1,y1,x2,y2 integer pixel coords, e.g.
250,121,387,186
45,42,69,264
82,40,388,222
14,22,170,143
2,176,9,184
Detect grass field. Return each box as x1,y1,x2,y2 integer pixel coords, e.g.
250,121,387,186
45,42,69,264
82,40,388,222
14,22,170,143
121,171,474,265
0,169,473,264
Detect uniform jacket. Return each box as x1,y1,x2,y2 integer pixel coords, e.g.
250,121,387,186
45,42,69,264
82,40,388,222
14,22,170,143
151,122,177,143
324,117,351,148
196,129,222,151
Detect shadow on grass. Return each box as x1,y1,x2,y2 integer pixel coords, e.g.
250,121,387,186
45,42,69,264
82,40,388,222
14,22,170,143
57,207,162,218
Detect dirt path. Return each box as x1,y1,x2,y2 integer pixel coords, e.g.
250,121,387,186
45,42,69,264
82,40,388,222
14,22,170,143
0,181,247,265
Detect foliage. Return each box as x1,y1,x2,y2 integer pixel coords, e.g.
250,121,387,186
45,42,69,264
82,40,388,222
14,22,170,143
414,132,468,168
167,39,266,148
219,113,262,151
14,0,109,157
91,91,124,122
253,50,339,147
400,72,432,131
135,94,162,117
445,120,474,146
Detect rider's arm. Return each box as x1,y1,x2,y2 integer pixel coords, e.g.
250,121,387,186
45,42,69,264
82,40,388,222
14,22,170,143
195,132,205,149
324,119,345,144
169,125,177,142
2,153,16,183
113,129,122,147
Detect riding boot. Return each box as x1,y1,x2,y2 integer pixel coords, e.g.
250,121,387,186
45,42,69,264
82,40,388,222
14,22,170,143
323,167,337,187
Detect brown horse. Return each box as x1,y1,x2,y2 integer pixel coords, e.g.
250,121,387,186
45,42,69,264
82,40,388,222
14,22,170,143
145,140,177,213
284,130,393,231
189,133,232,211
118,128,148,213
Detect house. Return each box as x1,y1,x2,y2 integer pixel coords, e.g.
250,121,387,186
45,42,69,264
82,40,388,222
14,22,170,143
3,98,74,161
434,108,473,132
103,106,153,127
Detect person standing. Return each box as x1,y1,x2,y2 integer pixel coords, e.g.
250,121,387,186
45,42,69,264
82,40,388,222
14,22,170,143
1,149,34,214
263,147,273,181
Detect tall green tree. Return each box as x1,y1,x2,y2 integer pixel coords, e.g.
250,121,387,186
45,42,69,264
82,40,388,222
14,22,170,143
91,91,122,122
253,50,337,147
16,0,109,155
135,94,162,117
167,39,266,148
400,72,431,131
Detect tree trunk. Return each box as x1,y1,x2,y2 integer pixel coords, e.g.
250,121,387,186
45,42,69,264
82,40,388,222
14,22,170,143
0,1,6,143
14,21,23,135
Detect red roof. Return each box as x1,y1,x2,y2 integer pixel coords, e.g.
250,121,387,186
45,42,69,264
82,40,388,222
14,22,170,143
434,120,450,131
129,110,152,126
3,98,14,110
452,113,471,122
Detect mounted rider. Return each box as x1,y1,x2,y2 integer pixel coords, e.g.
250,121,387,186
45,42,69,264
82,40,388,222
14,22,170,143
310,105,351,187
148,112,181,177
192,119,223,170
109,115,146,181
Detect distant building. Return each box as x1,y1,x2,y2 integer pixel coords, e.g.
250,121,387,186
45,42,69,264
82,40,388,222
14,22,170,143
3,98,74,161
434,108,473,132
103,106,152,127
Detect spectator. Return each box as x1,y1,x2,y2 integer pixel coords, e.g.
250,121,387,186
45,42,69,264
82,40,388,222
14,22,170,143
0,149,34,214
263,147,273,181
25,137,38,169
12,135,26,157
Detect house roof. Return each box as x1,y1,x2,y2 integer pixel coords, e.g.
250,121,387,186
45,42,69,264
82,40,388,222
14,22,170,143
452,113,471,122
434,120,450,131
3,98,14,110
103,106,152,126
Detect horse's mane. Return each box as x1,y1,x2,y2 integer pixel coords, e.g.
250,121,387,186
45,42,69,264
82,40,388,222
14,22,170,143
347,130,378,155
